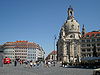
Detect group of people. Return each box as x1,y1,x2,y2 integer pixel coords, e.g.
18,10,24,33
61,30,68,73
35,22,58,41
3,57,56,68
45,61,56,67
21,60,55,68
13,59,37,68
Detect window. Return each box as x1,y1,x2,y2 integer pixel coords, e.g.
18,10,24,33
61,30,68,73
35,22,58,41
97,43,100,46
86,35,89,37
82,54,86,57
70,35,73,38
92,39,95,42
87,49,91,52
87,44,91,47
89,54,91,57
96,34,100,37
81,44,85,47
82,49,85,52
98,48,100,51
86,39,90,42
97,38,100,41
81,40,85,42
92,44,95,47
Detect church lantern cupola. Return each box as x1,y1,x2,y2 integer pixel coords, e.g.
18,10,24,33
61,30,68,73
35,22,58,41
67,5,74,20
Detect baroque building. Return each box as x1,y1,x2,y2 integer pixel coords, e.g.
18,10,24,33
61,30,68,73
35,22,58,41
57,6,81,63
81,30,100,58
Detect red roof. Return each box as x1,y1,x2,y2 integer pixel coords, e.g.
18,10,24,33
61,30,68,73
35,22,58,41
50,50,57,55
45,50,57,60
82,32,100,38
4,40,41,49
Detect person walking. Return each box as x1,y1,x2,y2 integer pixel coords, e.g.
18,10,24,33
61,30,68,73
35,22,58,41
48,61,51,67
30,60,33,68
25,61,28,67
14,59,17,67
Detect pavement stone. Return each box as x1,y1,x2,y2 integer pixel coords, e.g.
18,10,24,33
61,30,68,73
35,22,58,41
0,63,94,75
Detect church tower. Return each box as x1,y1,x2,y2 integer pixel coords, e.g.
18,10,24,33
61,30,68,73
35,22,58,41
82,24,86,36
57,6,81,63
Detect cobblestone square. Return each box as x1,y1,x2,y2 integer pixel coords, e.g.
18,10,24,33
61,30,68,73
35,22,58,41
0,63,94,75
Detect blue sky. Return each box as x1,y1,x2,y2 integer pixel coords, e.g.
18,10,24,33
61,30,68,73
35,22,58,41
0,0,100,56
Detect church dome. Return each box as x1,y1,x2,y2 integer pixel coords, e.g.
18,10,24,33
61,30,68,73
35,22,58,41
64,19,80,33
63,6,80,33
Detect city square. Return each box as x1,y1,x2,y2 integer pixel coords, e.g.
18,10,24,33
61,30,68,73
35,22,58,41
0,0,100,75
0,63,93,75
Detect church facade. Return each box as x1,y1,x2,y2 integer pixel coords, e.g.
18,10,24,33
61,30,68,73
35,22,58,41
57,6,81,63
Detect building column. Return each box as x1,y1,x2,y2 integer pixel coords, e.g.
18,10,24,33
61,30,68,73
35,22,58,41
63,42,67,63
70,41,74,63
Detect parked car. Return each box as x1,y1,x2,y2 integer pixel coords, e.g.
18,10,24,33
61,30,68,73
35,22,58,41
3,57,11,64
93,68,100,75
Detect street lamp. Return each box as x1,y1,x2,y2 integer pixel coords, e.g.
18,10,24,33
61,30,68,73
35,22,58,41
54,35,56,66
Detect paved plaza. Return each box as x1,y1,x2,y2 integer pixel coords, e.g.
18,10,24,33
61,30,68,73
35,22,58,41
0,63,94,75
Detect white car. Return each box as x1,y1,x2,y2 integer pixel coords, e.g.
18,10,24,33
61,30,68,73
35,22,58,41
93,68,100,75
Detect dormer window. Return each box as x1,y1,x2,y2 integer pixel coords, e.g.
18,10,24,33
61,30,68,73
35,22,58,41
96,34,100,37
86,35,89,37
91,34,95,37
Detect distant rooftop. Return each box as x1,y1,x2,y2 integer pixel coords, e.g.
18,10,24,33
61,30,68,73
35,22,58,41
82,31,100,38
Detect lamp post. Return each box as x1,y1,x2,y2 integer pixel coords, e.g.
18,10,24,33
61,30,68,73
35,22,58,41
54,35,56,66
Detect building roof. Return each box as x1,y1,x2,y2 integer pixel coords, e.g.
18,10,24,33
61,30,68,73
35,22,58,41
50,50,57,55
3,40,42,50
45,50,57,60
82,32,100,38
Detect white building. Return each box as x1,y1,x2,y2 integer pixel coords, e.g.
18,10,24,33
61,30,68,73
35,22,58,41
27,48,36,61
3,41,45,62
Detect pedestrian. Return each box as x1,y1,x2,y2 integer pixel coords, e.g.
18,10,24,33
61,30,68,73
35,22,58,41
45,61,48,67
48,61,51,67
30,60,33,68
33,62,36,67
14,59,17,67
25,61,28,67
20,60,22,65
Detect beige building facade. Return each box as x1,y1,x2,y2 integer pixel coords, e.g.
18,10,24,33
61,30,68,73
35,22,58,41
81,31,100,58
57,6,81,63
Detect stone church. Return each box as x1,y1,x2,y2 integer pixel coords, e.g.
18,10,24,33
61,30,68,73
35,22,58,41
57,6,81,63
